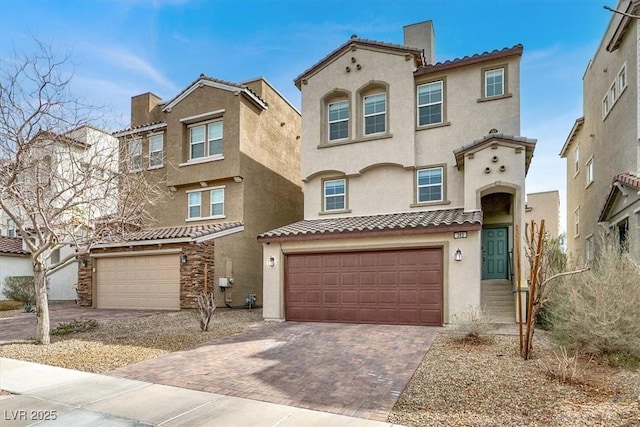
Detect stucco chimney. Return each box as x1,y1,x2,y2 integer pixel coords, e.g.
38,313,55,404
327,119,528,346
403,20,435,64
130,92,162,128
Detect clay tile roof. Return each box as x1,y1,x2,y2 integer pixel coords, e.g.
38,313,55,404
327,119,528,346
113,121,167,137
0,236,28,255
124,222,244,242
414,44,523,76
258,209,482,242
612,172,640,189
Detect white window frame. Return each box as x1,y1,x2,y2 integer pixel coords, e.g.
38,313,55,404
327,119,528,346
609,82,617,104
602,94,610,119
188,192,202,219
417,81,443,126
585,234,594,262
189,120,223,161
573,146,579,174
617,64,627,93
6,219,15,237
328,100,349,141
484,68,504,98
210,188,224,217
129,139,142,171
416,167,444,203
323,178,346,211
586,157,594,186
363,92,386,135
148,133,163,169
574,207,580,237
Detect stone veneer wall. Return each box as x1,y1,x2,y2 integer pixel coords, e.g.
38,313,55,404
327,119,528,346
77,241,215,309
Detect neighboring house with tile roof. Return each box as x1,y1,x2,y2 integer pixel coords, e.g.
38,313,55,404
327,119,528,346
259,20,536,325
1,125,119,301
0,236,32,300
78,76,302,310
560,0,639,262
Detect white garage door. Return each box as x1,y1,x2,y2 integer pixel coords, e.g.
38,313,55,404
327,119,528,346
96,254,180,310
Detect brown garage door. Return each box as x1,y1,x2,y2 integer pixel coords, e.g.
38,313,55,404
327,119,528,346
285,248,442,326
96,254,180,310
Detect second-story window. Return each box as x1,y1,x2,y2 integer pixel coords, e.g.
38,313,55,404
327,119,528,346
417,81,443,126
129,139,142,171
417,167,443,203
6,219,15,237
617,64,627,92
210,188,224,216
574,145,579,174
328,101,349,141
324,178,346,211
586,158,594,185
484,68,504,97
149,134,163,168
364,93,386,135
574,207,580,237
190,121,223,160
188,192,201,219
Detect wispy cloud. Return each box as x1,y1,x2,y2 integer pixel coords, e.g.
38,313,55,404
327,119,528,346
99,46,178,92
172,32,190,43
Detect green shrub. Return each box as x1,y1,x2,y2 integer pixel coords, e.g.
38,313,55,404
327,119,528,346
546,242,640,360
0,300,24,311
2,276,35,304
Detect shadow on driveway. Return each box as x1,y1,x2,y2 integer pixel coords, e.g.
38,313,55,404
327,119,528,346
110,321,441,421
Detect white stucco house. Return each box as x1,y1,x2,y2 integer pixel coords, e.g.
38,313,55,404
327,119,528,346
258,21,536,325
1,125,119,301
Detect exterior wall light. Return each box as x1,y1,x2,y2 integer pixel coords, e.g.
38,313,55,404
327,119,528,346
267,256,276,267
454,248,462,262
180,254,188,264
81,259,88,267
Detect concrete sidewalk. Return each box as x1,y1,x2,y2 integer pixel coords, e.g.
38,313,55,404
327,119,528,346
0,358,406,427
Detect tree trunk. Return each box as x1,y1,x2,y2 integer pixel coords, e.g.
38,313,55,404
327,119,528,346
33,259,50,345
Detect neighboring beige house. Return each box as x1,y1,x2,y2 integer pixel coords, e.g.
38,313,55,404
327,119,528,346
79,75,302,310
0,236,31,300
259,21,536,325
525,190,561,240
560,0,639,263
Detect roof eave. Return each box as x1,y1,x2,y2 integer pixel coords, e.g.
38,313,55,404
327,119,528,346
559,117,585,158
414,44,523,77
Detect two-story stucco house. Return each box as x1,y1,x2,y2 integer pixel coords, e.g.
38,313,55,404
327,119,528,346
78,75,302,310
560,0,639,263
259,21,536,326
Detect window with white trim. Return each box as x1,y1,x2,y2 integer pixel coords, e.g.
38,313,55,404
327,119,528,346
6,219,15,237
417,81,443,126
617,64,627,92
189,121,223,160
417,167,443,203
609,82,617,104
129,139,142,171
328,101,349,141
188,192,202,219
585,235,594,262
363,93,386,135
149,134,163,168
602,94,610,118
574,207,580,236
210,188,224,216
586,158,594,185
484,68,504,97
574,146,579,174
323,179,346,211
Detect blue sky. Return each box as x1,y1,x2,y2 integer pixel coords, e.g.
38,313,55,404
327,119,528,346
0,0,618,231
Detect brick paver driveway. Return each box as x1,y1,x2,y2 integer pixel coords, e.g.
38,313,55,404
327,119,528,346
0,305,165,342
110,321,440,420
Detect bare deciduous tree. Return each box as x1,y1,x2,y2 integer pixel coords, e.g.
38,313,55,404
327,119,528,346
0,40,160,344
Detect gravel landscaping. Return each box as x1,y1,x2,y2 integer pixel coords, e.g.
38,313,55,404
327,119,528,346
1,310,638,426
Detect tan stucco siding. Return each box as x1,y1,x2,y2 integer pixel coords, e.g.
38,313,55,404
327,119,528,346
525,191,560,239
163,86,242,187
300,47,418,179
240,79,302,187
262,231,482,324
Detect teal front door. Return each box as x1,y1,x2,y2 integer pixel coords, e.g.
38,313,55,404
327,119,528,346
482,227,509,280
